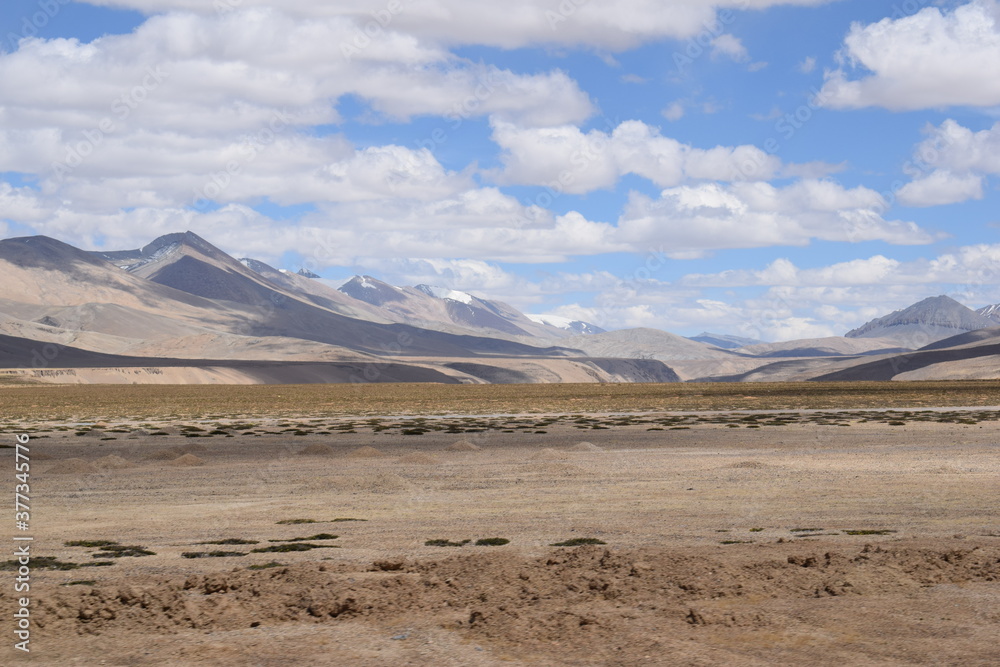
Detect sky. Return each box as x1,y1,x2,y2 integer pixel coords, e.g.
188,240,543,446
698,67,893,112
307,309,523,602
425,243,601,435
2,0,1000,341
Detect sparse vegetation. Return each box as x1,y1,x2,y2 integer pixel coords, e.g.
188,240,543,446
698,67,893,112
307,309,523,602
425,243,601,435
247,561,284,570
200,538,259,545
276,519,318,525
269,534,338,542
95,545,155,558
551,538,606,547
182,551,247,558
844,529,897,536
251,543,336,553
65,540,119,548
425,539,471,547
475,538,510,546
9,381,1000,421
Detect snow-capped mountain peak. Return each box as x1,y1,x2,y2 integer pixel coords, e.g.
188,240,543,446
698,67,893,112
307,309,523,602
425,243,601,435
414,284,475,305
526,314,605,335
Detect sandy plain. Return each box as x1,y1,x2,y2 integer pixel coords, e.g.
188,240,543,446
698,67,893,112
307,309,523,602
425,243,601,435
2,407,999,666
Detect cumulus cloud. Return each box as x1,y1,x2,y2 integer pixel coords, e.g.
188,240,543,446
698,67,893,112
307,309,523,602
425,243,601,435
77,1,840,51
0,10,593,132
898,119,1000,206
615,180,935,257
681,245,1000,292
710,34,750,62
819,0,1000,110
489,119,783,193
897,171,984,207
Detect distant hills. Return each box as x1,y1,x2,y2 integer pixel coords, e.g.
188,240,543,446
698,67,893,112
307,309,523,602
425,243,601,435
687,332,762,349
3,230,1000,384
846,295,996,346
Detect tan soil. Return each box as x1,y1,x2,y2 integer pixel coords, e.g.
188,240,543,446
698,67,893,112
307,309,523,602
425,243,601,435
444,440,480,451
298,443,336,456
92,454,137,470
144,448,184,460
4,415,999,666
396,453,441,465
43,458,99,475
167,453,205,467
569,441,603,452
531,447,570,461
347,446,387,458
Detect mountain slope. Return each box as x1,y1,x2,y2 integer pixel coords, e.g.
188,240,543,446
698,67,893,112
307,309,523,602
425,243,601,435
89,233,577,359
688,332,761,349
338,275,573,341
976,303,1000,324
526,314,605,335
845,295,995,346
561,328,737,362
736,336,910,358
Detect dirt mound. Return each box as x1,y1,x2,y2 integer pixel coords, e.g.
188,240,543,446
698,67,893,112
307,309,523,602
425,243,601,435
167,454,205,467
31,452,54,460
298,443,335,456
27,543,1000,666
396,453,440,465
45,458,99,475
93,455,138,470
444,440,480,452
178,443,208,453
569,441,603,452
347,446,387,459
145,448,184,461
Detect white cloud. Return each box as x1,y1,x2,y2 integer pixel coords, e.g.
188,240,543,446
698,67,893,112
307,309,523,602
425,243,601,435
897,170,984,207
616,180,935,257
0,10,593,131
680,245,1000,292
711,34,749,62
662,102,685,121
898,119,1000,206
682,255,904,287
489,119,783,193
76,1,841,51
798,56,816,73
819,0,1000,110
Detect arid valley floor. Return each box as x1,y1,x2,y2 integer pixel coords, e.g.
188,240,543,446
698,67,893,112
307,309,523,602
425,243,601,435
2,383,999,665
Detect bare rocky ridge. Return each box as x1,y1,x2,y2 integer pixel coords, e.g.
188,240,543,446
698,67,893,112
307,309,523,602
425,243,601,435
846,295,996,346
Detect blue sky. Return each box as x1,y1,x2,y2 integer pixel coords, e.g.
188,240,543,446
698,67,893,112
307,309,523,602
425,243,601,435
2,0,1000,340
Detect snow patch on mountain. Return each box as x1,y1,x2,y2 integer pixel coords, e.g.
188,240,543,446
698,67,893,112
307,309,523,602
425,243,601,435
414,284,475,305
527,314,605,335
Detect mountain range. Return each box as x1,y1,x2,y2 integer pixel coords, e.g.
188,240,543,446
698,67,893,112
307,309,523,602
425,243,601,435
3,231,1000,384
